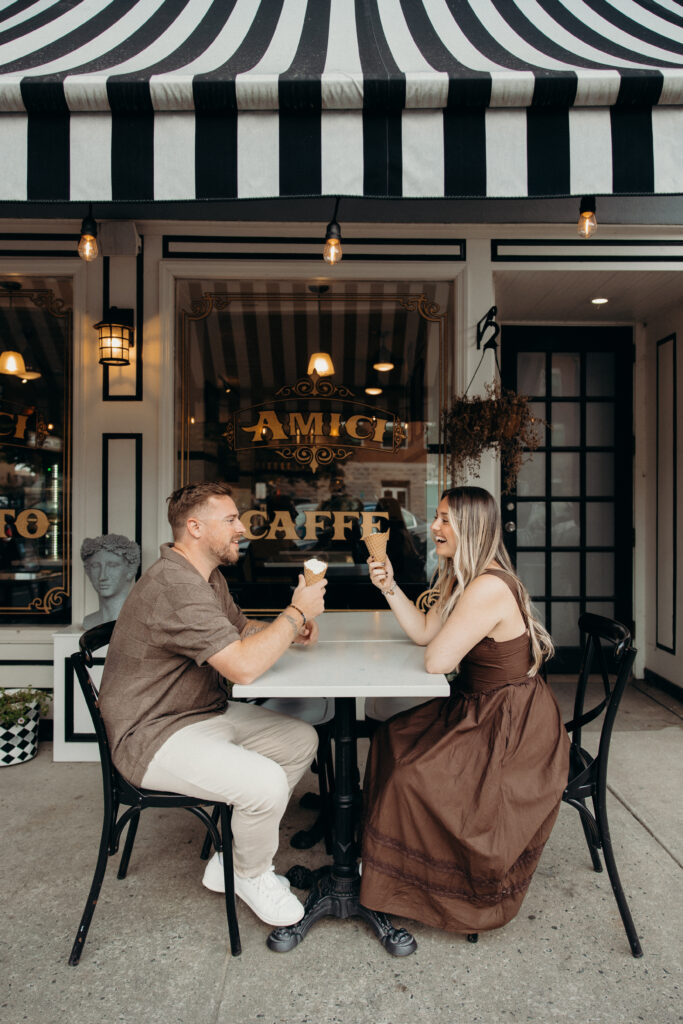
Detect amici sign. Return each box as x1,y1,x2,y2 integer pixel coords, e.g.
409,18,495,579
224,374,406,473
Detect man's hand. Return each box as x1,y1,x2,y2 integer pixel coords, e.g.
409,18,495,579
292,619,319,647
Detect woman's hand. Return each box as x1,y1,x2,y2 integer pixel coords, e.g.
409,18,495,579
367,556,395,593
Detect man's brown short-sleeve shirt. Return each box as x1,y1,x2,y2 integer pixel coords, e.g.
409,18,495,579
98,544,247,786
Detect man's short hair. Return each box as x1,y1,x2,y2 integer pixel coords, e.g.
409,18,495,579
167,482,233,535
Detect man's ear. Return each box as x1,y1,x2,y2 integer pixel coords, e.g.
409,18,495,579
186,516,202,539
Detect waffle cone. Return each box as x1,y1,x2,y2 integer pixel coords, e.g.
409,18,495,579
303,564,327,586
363,530,389,563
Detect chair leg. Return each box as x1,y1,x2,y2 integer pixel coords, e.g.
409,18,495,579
200,805,220,861
580,797,603,873
596,796,643,958
219,804,241,957
68,818,111,965
117,811,140,879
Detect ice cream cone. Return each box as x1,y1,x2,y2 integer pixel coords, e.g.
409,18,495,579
363,530,389,563
304,557,328,586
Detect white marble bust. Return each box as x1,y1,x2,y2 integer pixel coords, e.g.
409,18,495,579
80,533,141,628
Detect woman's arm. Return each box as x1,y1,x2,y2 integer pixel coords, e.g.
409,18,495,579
424,575,509,674
368,556,443,645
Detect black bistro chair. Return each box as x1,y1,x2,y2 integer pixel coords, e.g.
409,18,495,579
466,612,642,956
68,621,240,966
562,611,642,958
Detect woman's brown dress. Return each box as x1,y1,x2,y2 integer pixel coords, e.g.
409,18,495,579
360,570,570,934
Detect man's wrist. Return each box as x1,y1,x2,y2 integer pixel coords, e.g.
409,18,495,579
288,603,306,627
280,612,300,639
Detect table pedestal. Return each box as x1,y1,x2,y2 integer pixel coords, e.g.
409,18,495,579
267,698,417,957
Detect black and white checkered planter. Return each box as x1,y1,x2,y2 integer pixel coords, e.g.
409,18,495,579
0,703,40,766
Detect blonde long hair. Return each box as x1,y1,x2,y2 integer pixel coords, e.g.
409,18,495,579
435,486,554,675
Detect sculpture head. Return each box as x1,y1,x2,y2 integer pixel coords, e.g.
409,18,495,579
80,534,140,602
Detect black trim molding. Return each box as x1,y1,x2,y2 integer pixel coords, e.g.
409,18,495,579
102,240,144,401
163,234,466,261
64,656,99,743
492,239,683,263
101,433,143,558
656,333,677,654
643,668,683,704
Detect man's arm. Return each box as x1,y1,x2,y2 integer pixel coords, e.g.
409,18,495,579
240,619,271,638
208,576,325,685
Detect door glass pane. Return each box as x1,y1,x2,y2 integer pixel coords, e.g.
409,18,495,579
517,502,545,546
551,354,580,396
585,601,615,620
516,452,545,496
551,552,580,597
586,352,615,397
586,453,614,496
517,353,546,397
586,553,614,597
529,402,546,444
533,600,546,626
552,602,580,645
586,402,614,446
551,501,580,545
551,452,579,495
550,403,580,446
586,502,614,546
516,552,545,597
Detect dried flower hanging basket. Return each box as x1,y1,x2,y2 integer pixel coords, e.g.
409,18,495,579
443,380,544,492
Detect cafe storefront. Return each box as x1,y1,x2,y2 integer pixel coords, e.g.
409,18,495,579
0,2,682,734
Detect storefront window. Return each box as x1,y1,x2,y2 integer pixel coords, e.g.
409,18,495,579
0,279,72,623
176,280,451,610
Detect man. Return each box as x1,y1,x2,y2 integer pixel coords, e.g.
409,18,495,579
98,482,326,928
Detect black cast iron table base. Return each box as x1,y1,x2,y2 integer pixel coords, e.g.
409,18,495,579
266,697,417,957
267,869,416,956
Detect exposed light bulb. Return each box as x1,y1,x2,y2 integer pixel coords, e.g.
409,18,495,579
78,233,98,261
577,195,597,239
323,237,342,265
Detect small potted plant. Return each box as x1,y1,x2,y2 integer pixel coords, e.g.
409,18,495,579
0,687,50,766
443,380,544,492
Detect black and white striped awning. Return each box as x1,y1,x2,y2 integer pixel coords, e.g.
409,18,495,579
1,0,682,203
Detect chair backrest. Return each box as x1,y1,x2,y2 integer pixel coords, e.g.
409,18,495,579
71,621,118,793
566,613,637,775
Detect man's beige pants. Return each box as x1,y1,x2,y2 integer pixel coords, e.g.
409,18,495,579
141,702,318,877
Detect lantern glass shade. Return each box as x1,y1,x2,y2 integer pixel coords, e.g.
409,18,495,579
0,350,26,375
307,352,335,377
96,316,134,365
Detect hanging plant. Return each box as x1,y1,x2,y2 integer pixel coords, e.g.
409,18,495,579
443,379,545,492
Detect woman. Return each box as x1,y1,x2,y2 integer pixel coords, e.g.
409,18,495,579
360,486,569,935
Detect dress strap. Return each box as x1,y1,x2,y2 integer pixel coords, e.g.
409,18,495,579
483,568,527,620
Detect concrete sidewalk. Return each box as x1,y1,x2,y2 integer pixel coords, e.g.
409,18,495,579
1,678,681,1024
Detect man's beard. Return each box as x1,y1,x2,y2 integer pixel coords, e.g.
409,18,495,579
213,540,240,565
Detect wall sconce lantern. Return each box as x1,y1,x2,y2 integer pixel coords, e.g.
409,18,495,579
78,203,99,262
96,307,134,365
322,197,342,266
577,195,597,238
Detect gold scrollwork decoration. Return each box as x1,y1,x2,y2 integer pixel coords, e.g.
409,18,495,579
188,292,233,320
28,587,67,614
279,444,354,474
276,376,355,400
399,294,445,323
416,586,440,612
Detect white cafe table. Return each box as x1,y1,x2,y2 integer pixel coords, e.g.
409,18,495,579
233,611,449,956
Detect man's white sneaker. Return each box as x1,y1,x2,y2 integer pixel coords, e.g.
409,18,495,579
233,866,305,927
201,852,291,894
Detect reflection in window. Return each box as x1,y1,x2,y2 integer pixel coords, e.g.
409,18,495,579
176,280,451,609
0,280,72,623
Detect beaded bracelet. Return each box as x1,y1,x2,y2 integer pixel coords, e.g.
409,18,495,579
289,603,307,627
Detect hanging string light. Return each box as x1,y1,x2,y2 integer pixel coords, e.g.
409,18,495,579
322,197,342,265
78,203,99,261
577,195,597,239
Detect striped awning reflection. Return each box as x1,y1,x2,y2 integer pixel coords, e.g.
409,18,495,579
1,0,682,202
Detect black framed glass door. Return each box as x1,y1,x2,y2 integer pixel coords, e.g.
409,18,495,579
501,326,633,671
